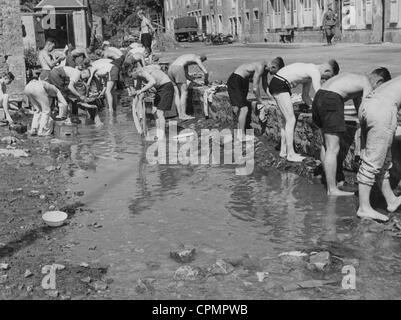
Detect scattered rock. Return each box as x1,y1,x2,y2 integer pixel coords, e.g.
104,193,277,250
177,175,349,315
1,136,18,145
279,251,308,258
134,248,145,254
174,266,204,281
256,272,269,282
0,149,29,158
60,295,71,300
45,166,56,172
45,290,59,298
24,270,33,278
80,262,89,268
309,251,331,271
170,248,196,263
135,278,155,295
0,274,8,284
39,195,46,200
208,259,235,275
26,285,33,293
0,263,10,270
81,277,92,284
74,191,85,197
89,281,108,291
89,246,97,251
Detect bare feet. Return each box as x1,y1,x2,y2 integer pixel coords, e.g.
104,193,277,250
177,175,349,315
287,153,306,162
357,208,389,222
328,188,355,197
279,151,287,158
387,196,401,213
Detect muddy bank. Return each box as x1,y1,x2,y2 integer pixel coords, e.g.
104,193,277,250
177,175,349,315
0,118,111,300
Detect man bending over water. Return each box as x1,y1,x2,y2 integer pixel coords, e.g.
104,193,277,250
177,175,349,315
227,57,285,141
128,64,174,140
313,68,392,196
168,54,209,120
270,60,340,162
356,74,401,222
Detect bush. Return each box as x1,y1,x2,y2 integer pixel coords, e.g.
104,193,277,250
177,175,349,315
24,48,39,69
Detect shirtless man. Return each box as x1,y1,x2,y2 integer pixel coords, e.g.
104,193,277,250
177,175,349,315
128,64,174,140
47,66,91,122
168,54,208,120
0,72,15,124
269,60,340,162
356,75,401,222
138,9,155,61
86,58,121,112
313,68,392,196
24,79,68,136
38,38,65,80
227,57,285,141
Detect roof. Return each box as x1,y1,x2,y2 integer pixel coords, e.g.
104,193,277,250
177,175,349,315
35,0,87,9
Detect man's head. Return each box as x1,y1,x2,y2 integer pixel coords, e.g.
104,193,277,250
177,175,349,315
269,56,285,75
200,54,207,62
369,67,392,89
45,38,56,51
1,72,14,85
102,41,110,50
80,69,91,81
321,59,340,80
71,48,87,66
137,9,145,19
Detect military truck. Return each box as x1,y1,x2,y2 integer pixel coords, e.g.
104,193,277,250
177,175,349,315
174,17,199,42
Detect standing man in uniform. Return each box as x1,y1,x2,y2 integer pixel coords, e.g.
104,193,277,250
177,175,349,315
138,9,155,63
322,6,337,46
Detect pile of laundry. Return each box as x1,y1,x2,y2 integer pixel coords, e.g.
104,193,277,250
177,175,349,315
202,83,228,118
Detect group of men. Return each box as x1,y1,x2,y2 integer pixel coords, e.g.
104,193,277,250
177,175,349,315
227,54,401,222
2,7,401,222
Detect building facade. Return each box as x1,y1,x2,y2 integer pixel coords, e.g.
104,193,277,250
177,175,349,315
164,0,401,43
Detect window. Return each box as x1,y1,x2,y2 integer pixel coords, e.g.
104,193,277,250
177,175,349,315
246,11,250,21
254,9,259,20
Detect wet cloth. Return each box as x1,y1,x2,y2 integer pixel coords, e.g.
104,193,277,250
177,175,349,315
154,82,174,111
227,73,250,108
168,65,187,85
269,74,292,96
203,84,227,117
357,93,398,187
312,89,345,134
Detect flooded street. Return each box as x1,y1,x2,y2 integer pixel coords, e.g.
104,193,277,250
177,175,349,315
55,107,401,300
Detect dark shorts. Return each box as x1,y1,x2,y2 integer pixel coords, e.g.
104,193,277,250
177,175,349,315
312,89,345,134
108,65,120,82
325,26,336,36
227,73,250,108
141,33,153,52
155,82,174,111
269,76,292,96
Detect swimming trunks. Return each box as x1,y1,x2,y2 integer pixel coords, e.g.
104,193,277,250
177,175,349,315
154,82,174,111
312,89,345,134
269,74,292,96
168,65,187,85
227,73,250,108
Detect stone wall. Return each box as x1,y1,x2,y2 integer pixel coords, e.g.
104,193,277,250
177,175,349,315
0,0,26,98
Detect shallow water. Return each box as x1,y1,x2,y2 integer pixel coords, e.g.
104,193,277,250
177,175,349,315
49,108,401,299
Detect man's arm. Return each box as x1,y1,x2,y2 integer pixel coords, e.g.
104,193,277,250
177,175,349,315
309,66,322,93
146,18,155,33
195,57,208,84
354,76,374,112
137,71,156,94
302,81,313,106
252,66,264,104
42,51,64,69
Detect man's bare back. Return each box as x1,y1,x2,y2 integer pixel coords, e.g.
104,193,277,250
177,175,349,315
171,54,201,67
322,73,372,101
277,63,321,90
143,65,170,87
234,62,267,79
